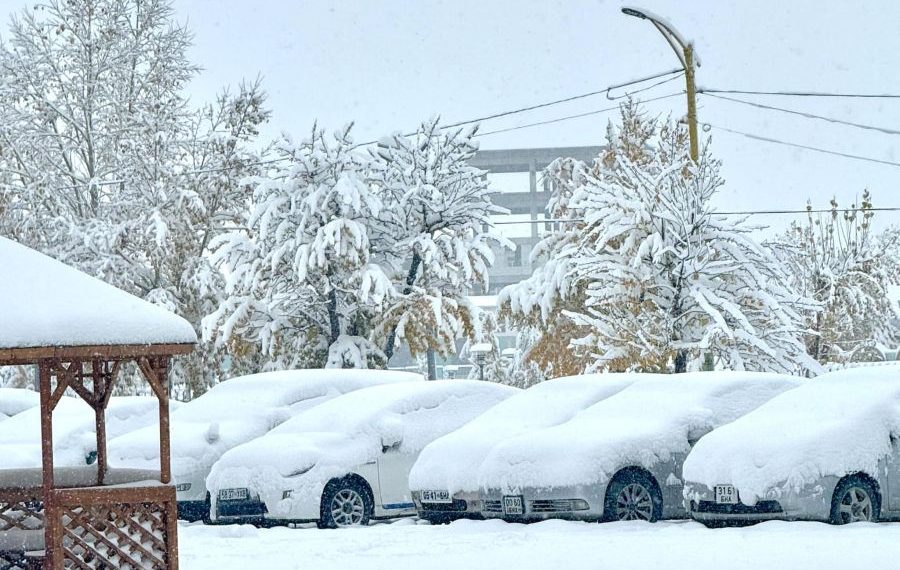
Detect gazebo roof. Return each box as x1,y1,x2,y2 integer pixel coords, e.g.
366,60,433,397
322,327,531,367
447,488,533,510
0,236,196,363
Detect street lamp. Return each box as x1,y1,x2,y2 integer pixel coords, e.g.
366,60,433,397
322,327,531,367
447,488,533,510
469,343,493,382
621,6,700,162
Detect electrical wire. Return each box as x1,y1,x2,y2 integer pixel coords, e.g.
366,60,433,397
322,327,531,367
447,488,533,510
703,93,900,136
477,92,684,137
705,122,900,168
699,88,900,99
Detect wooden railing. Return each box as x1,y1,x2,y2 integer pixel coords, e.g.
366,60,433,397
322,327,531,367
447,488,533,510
0,484,179,569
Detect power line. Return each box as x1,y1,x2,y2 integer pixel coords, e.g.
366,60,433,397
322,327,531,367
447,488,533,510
703,93,900,136
477,92,684,137
440,68,683,130
705,122,900,168
699,88,900,99
490,206,900,225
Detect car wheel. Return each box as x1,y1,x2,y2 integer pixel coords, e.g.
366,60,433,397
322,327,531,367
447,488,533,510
318,477,373,529
605,470,662,522
830,475,880,525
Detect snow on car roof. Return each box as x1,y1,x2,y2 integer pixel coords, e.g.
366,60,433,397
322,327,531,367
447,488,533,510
0,236,196,350
205,380,518,503
0,395,170,470
0,388,40,420
409,374,635,494
477,371,802,490
683,365,900,503
109,369,423,471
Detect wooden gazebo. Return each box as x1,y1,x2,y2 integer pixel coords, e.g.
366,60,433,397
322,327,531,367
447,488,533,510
0,237,196,569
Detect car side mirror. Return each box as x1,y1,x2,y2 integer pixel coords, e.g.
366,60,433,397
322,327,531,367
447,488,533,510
381,435,402,453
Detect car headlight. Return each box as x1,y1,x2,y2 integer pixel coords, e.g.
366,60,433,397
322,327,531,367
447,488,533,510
572,499,590,511
287,464,315,477
175,483,192,492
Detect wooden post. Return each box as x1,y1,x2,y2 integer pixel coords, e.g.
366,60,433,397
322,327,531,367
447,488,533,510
38,360,57,569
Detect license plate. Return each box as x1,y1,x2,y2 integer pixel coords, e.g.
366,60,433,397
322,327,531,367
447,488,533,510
502,495,524,515
421,490,452,503
219,488,249,501
714,485,737,504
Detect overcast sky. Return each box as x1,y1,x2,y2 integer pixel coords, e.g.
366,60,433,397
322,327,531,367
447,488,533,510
2,0,899,232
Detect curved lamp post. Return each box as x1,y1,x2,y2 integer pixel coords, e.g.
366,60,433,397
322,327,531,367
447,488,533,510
622,6,700,162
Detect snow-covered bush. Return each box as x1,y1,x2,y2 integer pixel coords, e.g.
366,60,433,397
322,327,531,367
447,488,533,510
770,193,900,365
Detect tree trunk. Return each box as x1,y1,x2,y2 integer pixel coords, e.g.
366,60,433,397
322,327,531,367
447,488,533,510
674,350,688,373
327,288,340,344
383,251,423,361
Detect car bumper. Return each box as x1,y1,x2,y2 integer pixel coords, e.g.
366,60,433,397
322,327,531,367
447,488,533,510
480,486,606,521
684,480,837,524
412,491,484,521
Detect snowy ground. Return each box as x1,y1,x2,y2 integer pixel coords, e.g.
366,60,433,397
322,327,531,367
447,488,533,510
179,518,900,569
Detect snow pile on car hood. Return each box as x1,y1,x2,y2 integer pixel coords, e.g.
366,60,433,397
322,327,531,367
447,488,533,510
477,372,802,491
0,388,40,420
109,369,422,478
0,396,169,469
206,380,518,514
409,374,635,494
683,366,900,504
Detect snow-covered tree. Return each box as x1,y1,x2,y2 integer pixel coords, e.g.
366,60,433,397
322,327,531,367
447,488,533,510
205,125,394,370
771,193,900,364
499,102,656,378
0,0,269,396
461,310,509,383
563,104,819,374
370,118,510,367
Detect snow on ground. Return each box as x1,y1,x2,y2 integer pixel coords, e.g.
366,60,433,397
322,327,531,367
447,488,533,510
683,365,900,503
178,518,900,570
0,235,196,349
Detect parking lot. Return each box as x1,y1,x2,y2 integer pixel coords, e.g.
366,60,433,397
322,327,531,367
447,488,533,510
179,518,900,570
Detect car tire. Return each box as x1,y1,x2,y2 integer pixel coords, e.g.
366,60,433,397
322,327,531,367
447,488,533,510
318,476,373,529
830,475,880,525
604,469,663,522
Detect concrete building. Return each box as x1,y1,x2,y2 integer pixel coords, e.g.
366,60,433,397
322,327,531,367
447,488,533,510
472,146,603,293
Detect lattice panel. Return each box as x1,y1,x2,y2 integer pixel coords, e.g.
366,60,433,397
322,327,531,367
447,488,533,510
0,498,44,533
59,502,169,569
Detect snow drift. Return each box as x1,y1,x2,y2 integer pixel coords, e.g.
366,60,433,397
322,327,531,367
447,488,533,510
409,374,634,494
682,366,900,503
477,372,802,491
0,388,40,421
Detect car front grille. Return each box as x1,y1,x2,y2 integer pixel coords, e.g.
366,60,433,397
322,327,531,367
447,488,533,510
420,499,468,512
696,500,783,514
529,499,579,513
483,500,503,513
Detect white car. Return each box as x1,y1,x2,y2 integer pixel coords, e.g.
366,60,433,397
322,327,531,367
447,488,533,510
475,372,802,522
684,366,900,526
0,388,40,421
207,380,518,528
0,395,169,469
108,369,421,521
409,374,635,522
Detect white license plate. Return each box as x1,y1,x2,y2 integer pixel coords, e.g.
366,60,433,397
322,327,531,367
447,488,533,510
421,490,452,503
714,485,738,504
219,488,249,501
502,495,524,515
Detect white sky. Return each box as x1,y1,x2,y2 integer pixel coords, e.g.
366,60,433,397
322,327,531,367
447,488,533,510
2,0,900,233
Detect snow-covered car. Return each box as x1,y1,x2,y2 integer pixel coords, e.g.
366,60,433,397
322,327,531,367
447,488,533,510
0,395,170,469
108,369,421,521
0,388,40,421
206,380,518,528
409,374,635,523
683,366,900,526
476,372,802,523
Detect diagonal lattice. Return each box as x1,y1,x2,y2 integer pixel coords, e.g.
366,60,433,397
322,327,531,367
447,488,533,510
0,499,44,533
59,502,169,569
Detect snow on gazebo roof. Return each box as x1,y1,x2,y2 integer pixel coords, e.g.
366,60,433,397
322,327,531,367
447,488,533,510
0,236,197,353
